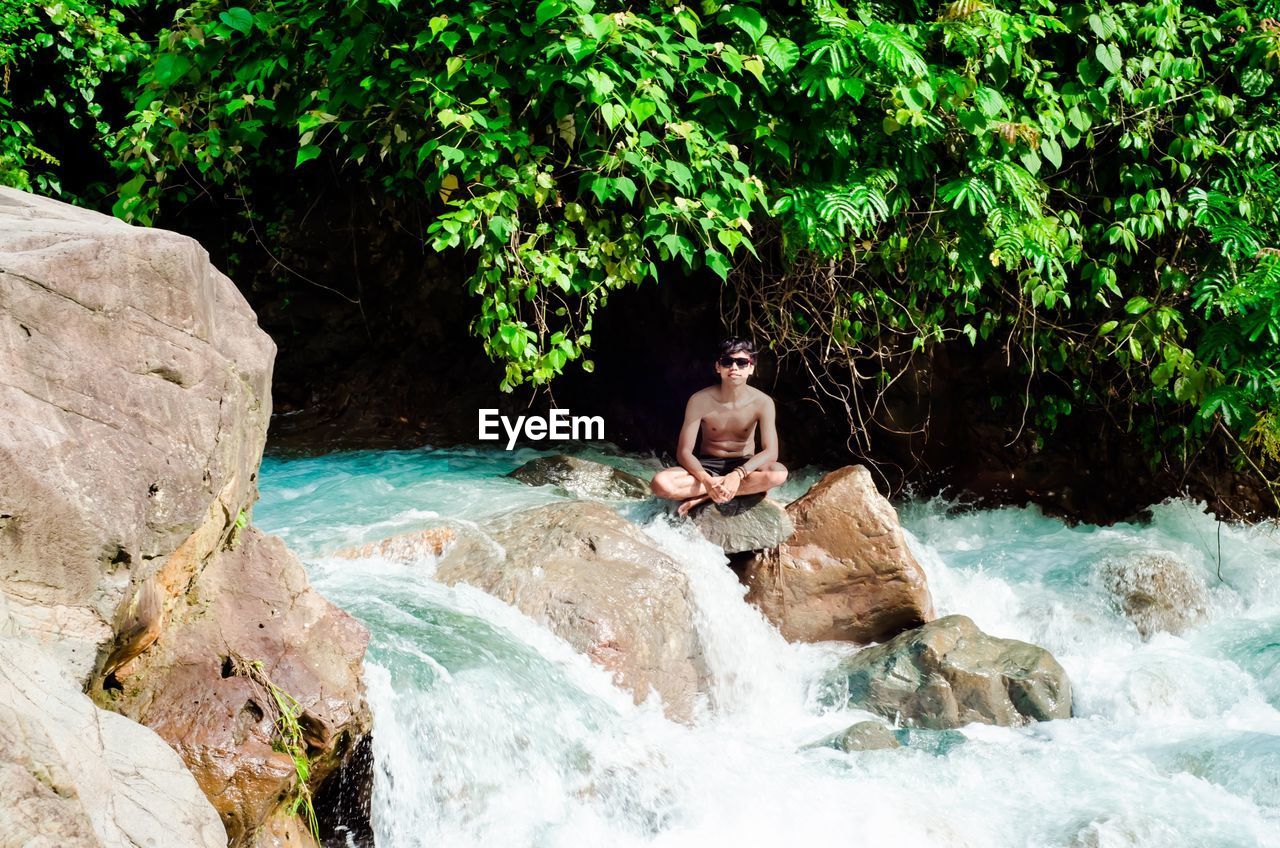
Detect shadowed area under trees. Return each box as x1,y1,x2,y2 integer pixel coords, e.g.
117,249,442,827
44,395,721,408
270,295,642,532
3,0,1279,520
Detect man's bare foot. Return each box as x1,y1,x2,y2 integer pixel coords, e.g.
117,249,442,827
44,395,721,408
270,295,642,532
676,494,710,517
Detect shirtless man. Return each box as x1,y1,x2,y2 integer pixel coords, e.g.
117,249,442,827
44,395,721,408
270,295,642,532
650,338,789,516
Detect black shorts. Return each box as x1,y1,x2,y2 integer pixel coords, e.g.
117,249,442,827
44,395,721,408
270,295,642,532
697,454,750,477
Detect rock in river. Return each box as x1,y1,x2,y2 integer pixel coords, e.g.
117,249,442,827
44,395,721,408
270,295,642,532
436,501,710,721
509,454,650,499
825,614,1072,729
1097,552,1209,639
688,495,795,554
743,466,934,644
0,187,370,847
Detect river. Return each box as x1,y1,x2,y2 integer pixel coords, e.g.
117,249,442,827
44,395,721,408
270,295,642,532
255,445,1280,848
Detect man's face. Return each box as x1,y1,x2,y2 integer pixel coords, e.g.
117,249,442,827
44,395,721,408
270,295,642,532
715,351,755,384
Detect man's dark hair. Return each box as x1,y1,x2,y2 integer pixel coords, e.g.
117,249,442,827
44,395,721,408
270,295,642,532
718,337,758,359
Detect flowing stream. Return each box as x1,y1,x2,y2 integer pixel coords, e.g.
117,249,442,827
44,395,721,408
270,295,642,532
254,446,1280,848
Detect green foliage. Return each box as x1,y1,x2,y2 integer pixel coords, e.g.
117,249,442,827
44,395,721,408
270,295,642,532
113,0,768,388
230,654,321,843
13,0,1280,470
0,0,139,194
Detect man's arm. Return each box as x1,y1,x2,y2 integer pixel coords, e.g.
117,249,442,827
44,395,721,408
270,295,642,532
735,397,780,478
676,394,714,487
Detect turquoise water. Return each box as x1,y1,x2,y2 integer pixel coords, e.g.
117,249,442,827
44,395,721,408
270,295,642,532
256,445,1280,848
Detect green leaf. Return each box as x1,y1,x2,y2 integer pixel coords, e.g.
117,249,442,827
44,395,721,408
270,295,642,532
613,175,637,203
973,87,1005,118
296,145,321,166
665,160,693,190
629,98,656,125
564,36,596,62
1040,137,1062,170
152,54,193,86
1096,43,1122,75
841,78,865,101
1240,68,1271,98
705,249,730,280
218,7,254,35
117,173,145,199
1068,105,1090,132
535,0,567,26
601,102,624,130
759,35,799,72
723,6,766,43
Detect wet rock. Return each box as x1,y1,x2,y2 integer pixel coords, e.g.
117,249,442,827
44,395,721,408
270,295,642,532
827,615,1072,729
435,502,709,721
688,496,795,554
102,529,370,847
0,625,225,848
808,720,902,753
508,454,651,499
742,466,934,644
0,189,370,847
335,526,457,564
0,187,273,681
1097,552,1209,639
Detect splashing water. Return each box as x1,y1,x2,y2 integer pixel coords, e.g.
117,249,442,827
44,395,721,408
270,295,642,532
256,446,1280,848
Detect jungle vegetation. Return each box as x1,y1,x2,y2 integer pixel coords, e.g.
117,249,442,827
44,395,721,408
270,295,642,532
3,0,1279,480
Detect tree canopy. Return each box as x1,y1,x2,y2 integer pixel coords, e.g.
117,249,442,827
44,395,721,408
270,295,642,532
4,0,1279,474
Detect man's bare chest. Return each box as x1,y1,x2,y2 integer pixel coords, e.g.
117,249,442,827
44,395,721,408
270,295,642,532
699,405,759,438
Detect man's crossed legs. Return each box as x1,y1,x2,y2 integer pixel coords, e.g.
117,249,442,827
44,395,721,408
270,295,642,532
650,458,789,516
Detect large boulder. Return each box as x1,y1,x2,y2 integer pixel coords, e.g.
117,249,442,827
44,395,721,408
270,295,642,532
688,496,795,554
1097,552,1209,639
0,187,272,680
0,610,225,848
435,502,709,720
826,615,1072,729
508,454,650,499
101,529,370,847
335,525,457,564
806,720,902,753
0,188,370,847
742,466,934,644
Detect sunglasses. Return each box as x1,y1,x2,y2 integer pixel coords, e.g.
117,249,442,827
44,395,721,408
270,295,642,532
718,355,754,369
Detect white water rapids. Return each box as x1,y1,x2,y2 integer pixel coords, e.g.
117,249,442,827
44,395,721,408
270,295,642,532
254,446,1280,848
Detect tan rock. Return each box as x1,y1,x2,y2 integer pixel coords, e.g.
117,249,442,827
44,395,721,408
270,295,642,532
0,186,273,682
508,454,651,499
830,615,1072,729
436,502,709,721
743,465,934,644
102,529,370,847
688,496,795,554
0,627,225,848
1097,552,1209,639
253,814,321,848
0,190,371,847
335,525,457,563
807,720,902,753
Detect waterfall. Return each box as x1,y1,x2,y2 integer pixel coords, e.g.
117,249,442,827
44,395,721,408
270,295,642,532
257,448,1280,848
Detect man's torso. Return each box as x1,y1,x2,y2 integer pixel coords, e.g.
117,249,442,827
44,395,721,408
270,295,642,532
691,385,767,457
